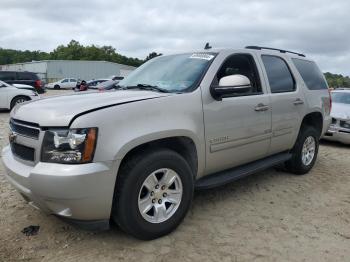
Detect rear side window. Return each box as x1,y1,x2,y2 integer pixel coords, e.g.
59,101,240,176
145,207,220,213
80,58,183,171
292,59,328,90
17,72,37,80
0,71,16,81
262,55,295,93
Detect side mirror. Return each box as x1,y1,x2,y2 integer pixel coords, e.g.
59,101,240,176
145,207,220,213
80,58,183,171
211,74,251,100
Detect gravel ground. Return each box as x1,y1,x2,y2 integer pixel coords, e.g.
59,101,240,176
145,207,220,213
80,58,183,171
0,90,349,262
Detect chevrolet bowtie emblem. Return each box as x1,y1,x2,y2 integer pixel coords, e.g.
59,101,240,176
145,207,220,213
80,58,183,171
9,132,17,143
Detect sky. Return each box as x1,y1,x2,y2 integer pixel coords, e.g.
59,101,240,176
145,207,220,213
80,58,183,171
0,0,349,75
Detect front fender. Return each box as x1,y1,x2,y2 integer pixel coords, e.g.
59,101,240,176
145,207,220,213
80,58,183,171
70,91,206,176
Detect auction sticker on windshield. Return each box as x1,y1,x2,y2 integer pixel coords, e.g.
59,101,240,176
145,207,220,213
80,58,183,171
189,53,215,60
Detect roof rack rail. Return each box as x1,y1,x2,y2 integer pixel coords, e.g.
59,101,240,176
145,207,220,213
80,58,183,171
245,46,306,57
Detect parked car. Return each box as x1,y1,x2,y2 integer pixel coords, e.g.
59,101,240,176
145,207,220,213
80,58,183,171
323,90,350,144
2,46,331,240
0,71,45,94
94,79,119,91
87,79,109,89
0,80,39,110
47,78,77,89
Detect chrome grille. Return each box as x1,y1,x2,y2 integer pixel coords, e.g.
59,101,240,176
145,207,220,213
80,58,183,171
10,118,40,139
340,120,350,129
9,118,42,164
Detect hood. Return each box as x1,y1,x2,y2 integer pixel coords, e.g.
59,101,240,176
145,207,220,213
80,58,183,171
12,90,170,126
331,102,350,120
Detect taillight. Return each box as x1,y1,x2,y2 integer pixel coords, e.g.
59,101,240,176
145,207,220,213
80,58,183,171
328,89,332,113
34,80,41,88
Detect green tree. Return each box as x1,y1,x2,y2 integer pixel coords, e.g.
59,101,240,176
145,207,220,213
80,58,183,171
145,52,162,61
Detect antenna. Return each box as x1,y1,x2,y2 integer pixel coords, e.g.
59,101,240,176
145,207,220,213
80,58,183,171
204,42,212,50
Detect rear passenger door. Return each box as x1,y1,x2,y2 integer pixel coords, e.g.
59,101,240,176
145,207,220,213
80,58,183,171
70,79,77,87
259,55,306,154
60,78,70,88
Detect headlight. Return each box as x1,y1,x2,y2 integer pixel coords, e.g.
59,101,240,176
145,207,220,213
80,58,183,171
41,128,98,164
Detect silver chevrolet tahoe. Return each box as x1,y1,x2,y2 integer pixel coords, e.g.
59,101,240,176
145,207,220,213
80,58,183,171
2,46,331,240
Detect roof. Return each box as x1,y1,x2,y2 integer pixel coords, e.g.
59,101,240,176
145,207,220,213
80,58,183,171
165,47,311,61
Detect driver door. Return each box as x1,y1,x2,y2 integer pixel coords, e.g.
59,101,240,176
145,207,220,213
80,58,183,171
202,53,272,174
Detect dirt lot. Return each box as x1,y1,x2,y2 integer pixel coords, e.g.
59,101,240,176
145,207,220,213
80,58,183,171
0,90,349,262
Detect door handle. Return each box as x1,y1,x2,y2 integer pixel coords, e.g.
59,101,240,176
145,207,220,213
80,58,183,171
254,103,269,112
293,98,304,105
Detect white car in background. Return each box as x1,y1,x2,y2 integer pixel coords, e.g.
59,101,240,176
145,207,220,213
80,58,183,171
323,89,350,144
0,80,40,110
47,78,77,89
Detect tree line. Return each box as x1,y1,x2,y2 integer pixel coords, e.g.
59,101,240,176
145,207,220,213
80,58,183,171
0,40,348,87
0,40,162,67
324,72,350,88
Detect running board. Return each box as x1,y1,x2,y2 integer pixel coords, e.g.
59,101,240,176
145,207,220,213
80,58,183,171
195,152,292,190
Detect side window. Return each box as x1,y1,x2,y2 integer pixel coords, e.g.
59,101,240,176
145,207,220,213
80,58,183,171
262,55,295,93
213,54,262,95
70,79,77,82
292,59,328,90
0,71,16,81
17,72,34,80
62,79,69,83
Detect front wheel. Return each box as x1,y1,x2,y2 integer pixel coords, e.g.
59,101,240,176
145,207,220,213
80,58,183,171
285,126,319,175
112,149,194,240
10,96,29,110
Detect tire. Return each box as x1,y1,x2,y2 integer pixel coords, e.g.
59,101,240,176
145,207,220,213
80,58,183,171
285,126,319,175
112,148,194,240
54,85,60,89
10,96,29,110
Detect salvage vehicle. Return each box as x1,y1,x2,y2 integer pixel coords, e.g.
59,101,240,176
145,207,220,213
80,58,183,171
323,90,350,144
0,80,39,110
2,46,331,240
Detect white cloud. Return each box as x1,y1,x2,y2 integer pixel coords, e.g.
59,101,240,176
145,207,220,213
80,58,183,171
0,0,349,75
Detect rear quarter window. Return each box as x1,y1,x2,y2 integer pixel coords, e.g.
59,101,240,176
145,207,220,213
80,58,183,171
17,72,39,80
292,59,328,90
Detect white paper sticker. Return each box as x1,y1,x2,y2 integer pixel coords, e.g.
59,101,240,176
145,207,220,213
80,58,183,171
189,53,214,61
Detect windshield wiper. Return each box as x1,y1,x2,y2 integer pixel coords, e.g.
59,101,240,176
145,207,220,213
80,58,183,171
124,84,170,93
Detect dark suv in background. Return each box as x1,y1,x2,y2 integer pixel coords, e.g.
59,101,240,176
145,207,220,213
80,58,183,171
0,71,45,93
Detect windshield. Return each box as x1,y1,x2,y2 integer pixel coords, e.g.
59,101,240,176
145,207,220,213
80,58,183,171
118,53,216,92
332,92,350,104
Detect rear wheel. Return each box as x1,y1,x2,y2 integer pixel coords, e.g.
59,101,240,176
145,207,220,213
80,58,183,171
10,96,29,110
112,149,194,240
54,85,60,89
285,126,319,175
